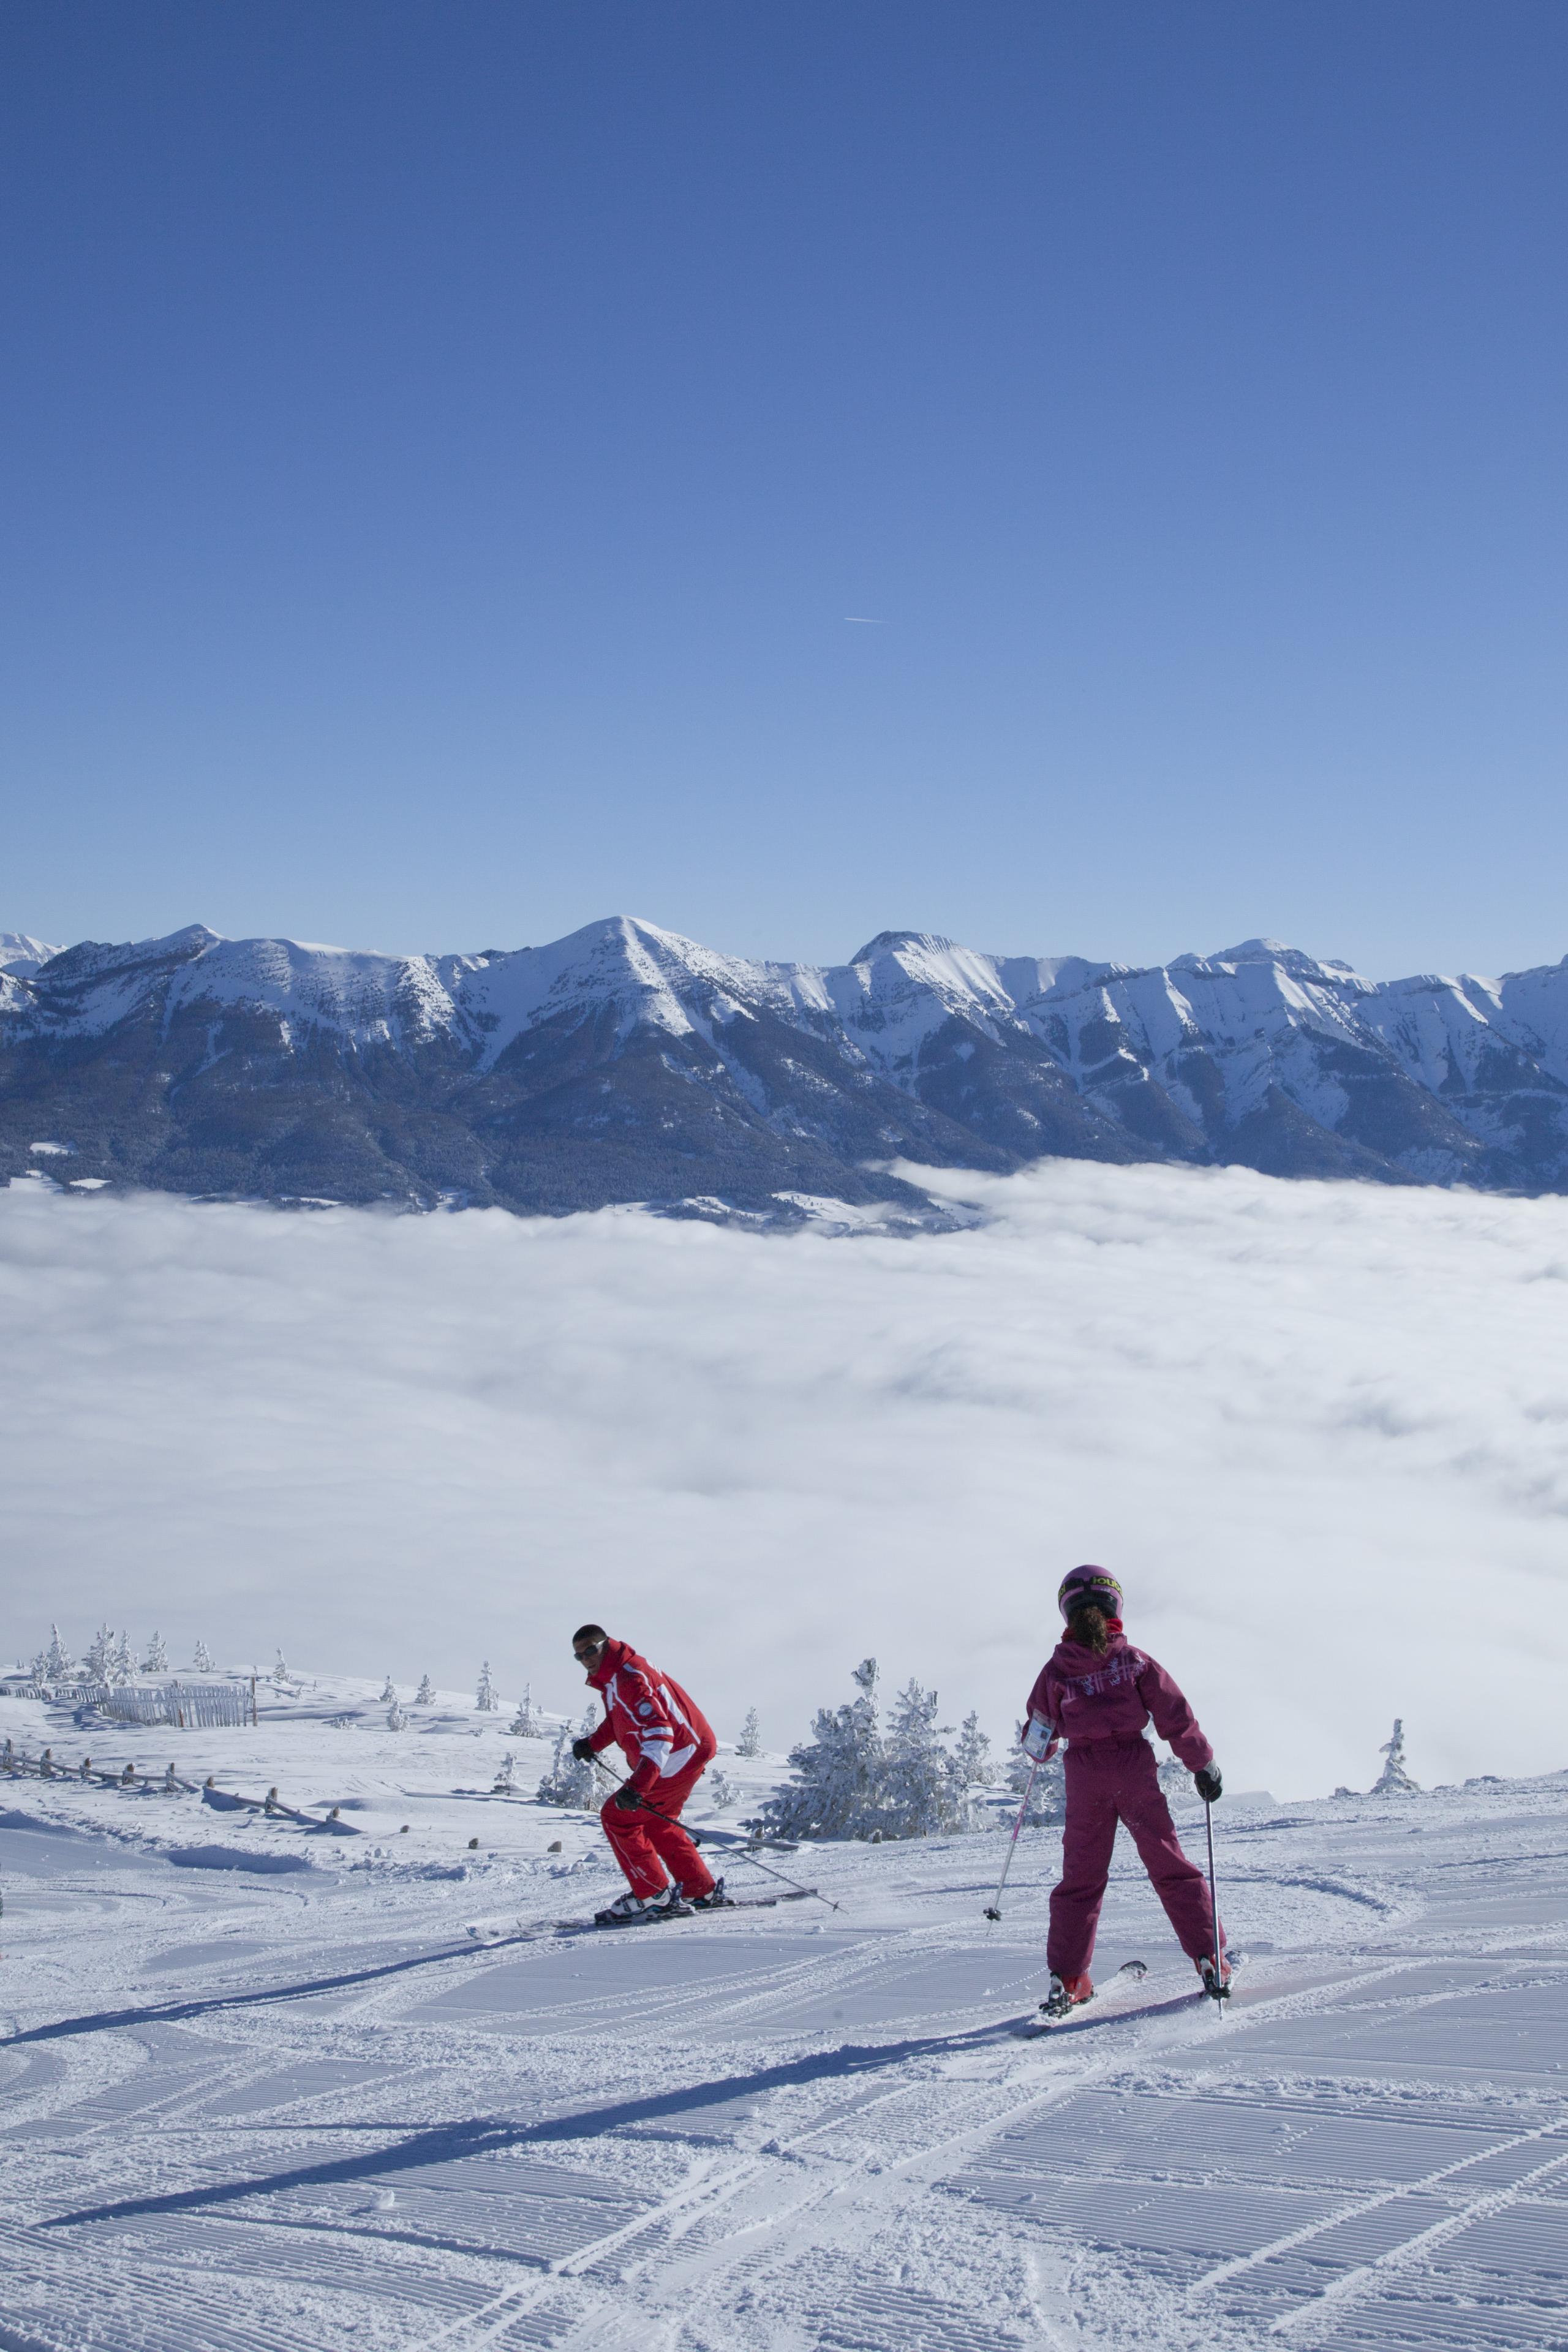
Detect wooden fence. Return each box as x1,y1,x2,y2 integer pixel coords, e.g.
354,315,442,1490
5,1681,250,1728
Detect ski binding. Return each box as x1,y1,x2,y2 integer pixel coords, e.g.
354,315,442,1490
1035,1958,1147,2027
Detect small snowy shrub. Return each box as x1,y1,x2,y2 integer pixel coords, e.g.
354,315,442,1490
43,1625,75,1682
415,1674,435,1706
85,1624,115,1681
192,1639,216,1673
537,1712,598,1809
476,1661,499,1713
109,1630,135,1686
1371,1718,1420,1795
736,1707,763,1758
509,1684,535,1737
707,1769,737,1811
386,1699,407,1732
142,1632,169,1675
380,1675,397,1705
493,1751,517,1793
274,1648,290,1683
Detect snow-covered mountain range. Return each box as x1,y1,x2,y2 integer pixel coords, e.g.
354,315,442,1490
4,916,1568,1215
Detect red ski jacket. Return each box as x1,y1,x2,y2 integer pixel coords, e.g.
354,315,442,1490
584,1639,717,1798
1025,1626,1213,1773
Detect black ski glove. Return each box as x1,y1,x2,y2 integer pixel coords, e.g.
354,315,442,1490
612,1784,643,1811
570,1736,595,1762
1194,1765,1223,1804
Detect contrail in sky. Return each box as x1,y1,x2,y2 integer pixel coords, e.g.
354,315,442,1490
843,616,886,624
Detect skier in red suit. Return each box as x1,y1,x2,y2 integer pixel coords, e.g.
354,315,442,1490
570,1626,723,1924
1022,1567,1227,2015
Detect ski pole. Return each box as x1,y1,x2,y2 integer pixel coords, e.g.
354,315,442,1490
1203,1796,1228,2011
590,1755,841,1913
983,1757,1040,1922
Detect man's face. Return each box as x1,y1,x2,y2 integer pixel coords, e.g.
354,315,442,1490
573,1635,606,1675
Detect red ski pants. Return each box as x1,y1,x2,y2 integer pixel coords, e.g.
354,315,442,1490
600,1757,716,1900
1047,1738,1222,1980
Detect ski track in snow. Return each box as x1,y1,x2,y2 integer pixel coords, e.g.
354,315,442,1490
1,1724,1566,2352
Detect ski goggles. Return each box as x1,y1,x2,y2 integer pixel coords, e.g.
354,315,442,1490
1058,1577,1123,1618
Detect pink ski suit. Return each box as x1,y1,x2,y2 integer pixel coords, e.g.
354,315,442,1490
1025,1627,1222,1980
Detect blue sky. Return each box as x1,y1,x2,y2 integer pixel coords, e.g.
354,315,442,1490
4,2,1566,977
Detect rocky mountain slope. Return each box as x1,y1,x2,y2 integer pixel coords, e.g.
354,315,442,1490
4,916,1567,1216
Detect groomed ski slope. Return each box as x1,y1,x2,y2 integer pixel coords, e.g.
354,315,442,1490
2,1732,1565,2351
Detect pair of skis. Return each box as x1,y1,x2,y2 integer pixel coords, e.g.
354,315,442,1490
589,1887,816,1931
1026,1950,1243,2032
465,1886,817,1947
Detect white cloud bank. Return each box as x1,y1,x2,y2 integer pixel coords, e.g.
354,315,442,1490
2,1162,1566,1799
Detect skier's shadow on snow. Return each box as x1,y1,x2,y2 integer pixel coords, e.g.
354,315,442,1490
0,1938,517,2048
39,2021,1041,2239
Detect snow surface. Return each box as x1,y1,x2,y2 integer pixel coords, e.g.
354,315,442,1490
1,1678,1564,2352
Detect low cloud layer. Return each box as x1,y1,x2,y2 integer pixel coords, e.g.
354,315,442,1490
2,1163,1566,1798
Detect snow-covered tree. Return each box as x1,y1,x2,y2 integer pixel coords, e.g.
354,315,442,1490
1372,1718,1420,1796
43,1624,75,1681
509,1684,535,1737
492,1751,517,1793
476,1661,499,1713
85,1623,115,1681
142,1632,169,1675
707,1768,736,1811
386,1698,407,1732
108,1630,135,1686
878,1680,971,1838
273,1648,290,1684
756,1659,884,1841
192,1638,216,1673
380,1674,397,1705
536,1708,598,1807
952,1710,991,1789
415,1674,435,1706
28,1648,47,1683
736,1706,763,1758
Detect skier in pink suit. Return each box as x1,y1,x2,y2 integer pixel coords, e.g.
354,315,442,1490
1022,1566,1227,2013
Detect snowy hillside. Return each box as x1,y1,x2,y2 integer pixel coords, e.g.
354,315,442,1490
2,1694,1565,2352
6,917,1568,1212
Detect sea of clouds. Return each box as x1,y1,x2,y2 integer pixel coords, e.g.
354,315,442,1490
2,1161,1566,1798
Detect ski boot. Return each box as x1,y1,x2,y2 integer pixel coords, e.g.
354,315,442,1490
687,1877,734,1910
595,1888,679,1928
1039,1971,1095,2021
1198,1952,1232,2000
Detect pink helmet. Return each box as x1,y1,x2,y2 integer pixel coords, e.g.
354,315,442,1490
1057,1566,1123,1621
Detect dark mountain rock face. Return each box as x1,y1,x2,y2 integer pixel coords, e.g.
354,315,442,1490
4,918,1567,1218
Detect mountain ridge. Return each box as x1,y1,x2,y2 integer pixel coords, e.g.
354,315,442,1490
4,914,1568,1218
